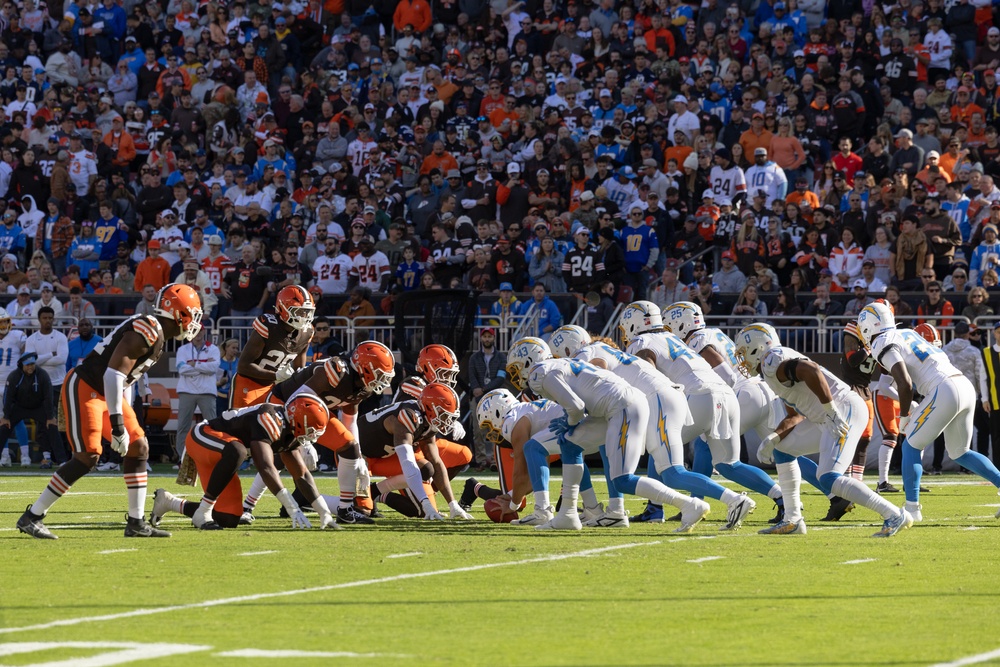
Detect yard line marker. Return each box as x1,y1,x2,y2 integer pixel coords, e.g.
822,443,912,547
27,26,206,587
929,646,1000,666
386,552,423,559
0,641,209,665
0,541,660,636
216,649,411,659
687,556,723,564
960,526,985,531
841,558,878,565
237,551,279,556
98,548,138,555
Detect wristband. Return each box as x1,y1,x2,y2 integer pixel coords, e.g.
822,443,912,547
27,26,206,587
110,413,125,435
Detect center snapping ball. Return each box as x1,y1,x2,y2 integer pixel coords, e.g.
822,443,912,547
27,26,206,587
484,495,526,523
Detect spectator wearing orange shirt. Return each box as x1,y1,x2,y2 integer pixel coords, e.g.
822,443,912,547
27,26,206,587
786,176,820,211
419,141,459,175
133,239,171,292
103,115,136,172
488,94,518,128
479,80,506,117
738,113,773,163
393,0,432,34
949,87,984,125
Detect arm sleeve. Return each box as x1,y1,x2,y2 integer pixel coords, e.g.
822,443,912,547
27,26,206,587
394,443,429,502
103,367,127,415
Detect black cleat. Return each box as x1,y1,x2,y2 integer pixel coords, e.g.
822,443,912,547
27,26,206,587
16,505,57,539
876,481,900,494
199,521,223,530
367,504,384,519
820,497,855,522
337,505,375,525
459,477,478,511
768,503,785,524
124,515,171,537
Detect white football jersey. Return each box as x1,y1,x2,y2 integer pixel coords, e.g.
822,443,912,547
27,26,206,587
575,342,682,395
627,331,726,392
686,327,740,385
870,328,959,397
760,346,855,424
0,330,26,384
527,358,634,421
500,399,562,443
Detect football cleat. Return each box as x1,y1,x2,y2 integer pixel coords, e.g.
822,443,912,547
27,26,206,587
337,505,375,525
536,512,582,531
39,458,53,469
876,481,900,494
199,521,224,530
594,509,630,528
459,477,479,511
511,506,554,526
150,488,176,527
674,498,711,533
759,519,807,535
238,510,255,525
820,496,855,521
905,501,923,523
581,503,605,527
96,461,120,471
873,509,913,538
722,492,756,531
633,502,666,523
0,450,11,467
367,503,384,519
768,503,785,524
124,515,171,538
16,505,57,539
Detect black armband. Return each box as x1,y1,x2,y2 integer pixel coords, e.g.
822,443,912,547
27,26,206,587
784,359,801,384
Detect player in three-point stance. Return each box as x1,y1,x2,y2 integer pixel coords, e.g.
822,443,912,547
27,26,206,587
857,303,1000,522
735,322,912,537
152,393,336,530
507,337,713,533
17,284,203,539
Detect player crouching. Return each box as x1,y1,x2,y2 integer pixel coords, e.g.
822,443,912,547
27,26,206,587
152,393,337,530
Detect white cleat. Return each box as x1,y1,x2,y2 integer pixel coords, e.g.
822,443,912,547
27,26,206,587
594,509,630,528
759,519,807,535
904,501,923,523
674,498,711,533
150,488,176,527
722,492,756,531
511,506,554,526
0,451,10,467
239,510,256,525
873,508,913,538
536,512,583,531
580,503,604,527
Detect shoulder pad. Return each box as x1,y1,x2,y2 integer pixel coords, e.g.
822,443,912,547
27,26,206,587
256,406,283,442
252,315,271,339
397,406,423,434
131,315,159,347
324,357,348,387
401,375,426,399
760,348,784,379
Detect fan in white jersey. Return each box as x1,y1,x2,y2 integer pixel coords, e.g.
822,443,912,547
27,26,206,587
312,237,353,294
0,314,28,467
506,338,712,532
735,323,912,537
709,148,747,204
621,302,783,518
348,238,391,292
743,148,788,209
857,303,1000,521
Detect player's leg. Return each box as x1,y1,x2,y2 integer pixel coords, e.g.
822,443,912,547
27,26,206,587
761,419,822,534
99,397,164,535
942,379,1000,501
564,418,611,523
849,396,874,481
188,424,248,528
17,374,102,539
315,418,375,524
874,391,901,492
539,439,584,530
900,383,953,508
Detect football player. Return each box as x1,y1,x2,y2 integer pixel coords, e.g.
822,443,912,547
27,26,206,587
241,340,395,525
735,323,912,537
857,304,1000,522
152,393,336,530
508,338,713,533
17,284,203,539
230,284,315,409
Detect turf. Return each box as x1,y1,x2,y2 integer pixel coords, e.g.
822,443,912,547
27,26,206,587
2,468,1000,667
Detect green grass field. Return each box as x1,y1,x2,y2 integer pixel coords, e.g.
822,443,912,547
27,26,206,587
2,468,1000,667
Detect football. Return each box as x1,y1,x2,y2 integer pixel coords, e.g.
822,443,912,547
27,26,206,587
484,497,519,523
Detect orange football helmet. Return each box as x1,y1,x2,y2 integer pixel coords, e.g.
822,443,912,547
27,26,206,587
872,298,895,315
416,344,460,385
275,285,315,330
350,341,395,394
419,382,460,434
285,393,330,445
914,323,942,347
154,283,203,341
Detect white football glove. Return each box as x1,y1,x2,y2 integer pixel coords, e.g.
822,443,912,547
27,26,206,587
317,510,339,530
898,414,910,434
450,421,466,440
821,402,849,440
420,497,445,521
356,458,371,495
109,414,130,455
757,432,778,466
290,508,312,529
275,363,294,383
449,500,474,520
299,443,318,471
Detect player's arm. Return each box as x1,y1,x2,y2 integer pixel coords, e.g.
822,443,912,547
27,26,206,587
887,360,913,419
774,404,805,439
775,358,833,404
388,413,429,501
236,329,279,381
537,372,586,425
249,439,284,495
507,416,534,506
699,345,726,368
418,438,458,504
634,348,657,366
280,448,334,524
104,330,148,453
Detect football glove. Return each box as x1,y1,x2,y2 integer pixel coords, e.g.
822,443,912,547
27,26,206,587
275,363,294,383
420,497,445,521
449,500,474,520
109,414,130,455
299,443,318,471
290,508,312,529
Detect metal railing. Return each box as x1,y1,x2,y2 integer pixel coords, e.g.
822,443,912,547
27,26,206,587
568,302,589,330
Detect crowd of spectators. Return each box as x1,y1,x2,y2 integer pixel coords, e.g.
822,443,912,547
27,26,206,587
3,0,1000,343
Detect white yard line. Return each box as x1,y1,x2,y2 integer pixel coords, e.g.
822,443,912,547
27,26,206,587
385,552,423,559
0,541,660,636
929,647,1000,667
237,551,279,557
215,649,410,659
98,549,139,555
687,556,723,564
841,558,878,565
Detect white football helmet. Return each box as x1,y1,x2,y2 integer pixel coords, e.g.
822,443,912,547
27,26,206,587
662,301,705,340
618,300,662,345
548,325,592,358
734,323,780,378
475,388,518,444
506,337,552,391
857,302,896,349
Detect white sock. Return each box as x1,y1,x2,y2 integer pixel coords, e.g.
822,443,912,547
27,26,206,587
337,459,358,509
580,487,599,509
768,484,783,500
243,473,268,509
776,461,802,523
635,476,688,510
124,470,147,520
167,496,185,514
193,497,216,527
31,471,72,516
533,490,550,510
560,464,584,515
878,444,893,484
20,446,29,462
831,475,898,520
607,497,625,513
720,489,739,504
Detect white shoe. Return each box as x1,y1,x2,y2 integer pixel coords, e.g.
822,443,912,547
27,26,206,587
904,501,923,523
239,510,255,525
723,492,756,531
0,452,10,467
594,509,630,528
873,508,913,538
580,503,604,527
150,488,176,527
674,498,711,533
21,459,32,467
511,506,554,526
96,461,120,472
536,512,582,531
759,519,807,535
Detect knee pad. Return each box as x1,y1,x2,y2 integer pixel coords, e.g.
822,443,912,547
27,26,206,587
773,449,795,465
419,459,434,481
612,474,638,495
818,471,841,495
